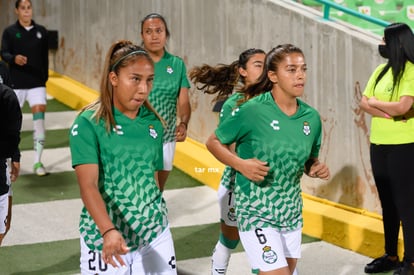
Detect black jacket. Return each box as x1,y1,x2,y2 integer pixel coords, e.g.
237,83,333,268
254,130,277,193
1,20,49,89
0,61,11,86
0,83,22,195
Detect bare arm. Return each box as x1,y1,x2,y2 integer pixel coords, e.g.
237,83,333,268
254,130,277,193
359,95,391,118
206,133,269,182
366,95,414,117
176,87,191,142
75,164,129,267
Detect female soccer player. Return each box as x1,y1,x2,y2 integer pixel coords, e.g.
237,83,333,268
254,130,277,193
140,13,191,191
206,44,330,275
69,40,177,275
190,48,265,275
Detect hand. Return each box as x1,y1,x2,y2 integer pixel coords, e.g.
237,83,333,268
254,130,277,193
14,55,27,66
308,162,330,180
101,229,130,268
175,122,187,142
10,162,20,182
239,158,270,182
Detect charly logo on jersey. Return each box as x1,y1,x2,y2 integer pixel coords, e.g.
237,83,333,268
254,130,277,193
166,66,173,74
270,120,280,130
112,125,124,135
227,207,236,222
36,31,42,39
71,124,79,136
303,121,311,136
262,245,278,264
231,107,240,116
149,125,158,139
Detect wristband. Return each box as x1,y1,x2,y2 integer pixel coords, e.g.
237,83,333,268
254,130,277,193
179,121,188,129
102,227,117,238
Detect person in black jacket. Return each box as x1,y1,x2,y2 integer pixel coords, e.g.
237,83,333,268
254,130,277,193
0,61,11,86
0,83,22,245
1,0,49,176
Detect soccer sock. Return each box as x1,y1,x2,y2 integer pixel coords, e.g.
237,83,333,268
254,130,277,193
211,233,239,270
33,112,45,164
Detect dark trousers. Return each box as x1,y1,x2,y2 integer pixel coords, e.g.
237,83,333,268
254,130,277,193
370,143,414,263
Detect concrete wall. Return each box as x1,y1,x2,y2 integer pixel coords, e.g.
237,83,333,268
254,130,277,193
1,0,386,214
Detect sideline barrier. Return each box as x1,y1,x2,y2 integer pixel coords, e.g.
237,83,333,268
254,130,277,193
46,71,404,259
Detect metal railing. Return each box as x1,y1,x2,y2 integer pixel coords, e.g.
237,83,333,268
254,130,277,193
314,0,390,28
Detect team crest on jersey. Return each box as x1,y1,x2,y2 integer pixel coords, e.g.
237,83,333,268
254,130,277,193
36,31,42,39
270,120,280,131
113,125,124,135
262,246,278,264
149,125,158,139
166,66,173,74
303,121,311,136
227,207,236,222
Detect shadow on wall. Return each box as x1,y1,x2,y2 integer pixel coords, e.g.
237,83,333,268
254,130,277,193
315,165,367,208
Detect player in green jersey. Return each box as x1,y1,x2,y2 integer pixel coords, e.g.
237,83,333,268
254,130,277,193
206,44,330,275
140,13,191,191
360,23,414,275
69,40,177,275
190,48,266,275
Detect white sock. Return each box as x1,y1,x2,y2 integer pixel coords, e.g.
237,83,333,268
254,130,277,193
33,118,45,164
212,241,231,270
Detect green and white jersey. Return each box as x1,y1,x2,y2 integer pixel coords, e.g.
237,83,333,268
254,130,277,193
363,61,414,144
149,51,190,143
215,91,322,232
218,93,244,190
69,106,166,251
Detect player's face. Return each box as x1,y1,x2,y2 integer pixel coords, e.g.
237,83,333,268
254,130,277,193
141,18,167,55
15,0,33,26
270,53,306,98
111,57,154,119
239,53,265,86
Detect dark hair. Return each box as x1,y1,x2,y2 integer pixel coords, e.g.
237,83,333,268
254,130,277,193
15,0,31,8
189,48,265,102
375,22,414,91
238,44,304,104
140,13,170,39
82,40,161,132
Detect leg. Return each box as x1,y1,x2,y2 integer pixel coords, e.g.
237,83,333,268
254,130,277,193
365,144,401,274
133,227,177,274
26,87,48,176
388,144,414,265
157,170,170,192
212,183,240,275
239,228,300,275
0,192,9,246
158,142,176,191
32,104,47,176
370,144,400,256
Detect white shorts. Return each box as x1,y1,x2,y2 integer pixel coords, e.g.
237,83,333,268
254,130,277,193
14,87,47,108
80,226,177,275
0,193,9,234
162,142,176,171
217,184,237,227
239,227,301,272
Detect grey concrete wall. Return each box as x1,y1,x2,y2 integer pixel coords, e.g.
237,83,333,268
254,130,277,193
1,0,385,213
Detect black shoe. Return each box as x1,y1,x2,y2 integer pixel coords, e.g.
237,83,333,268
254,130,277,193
394,262,414,275
365,254,400,273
